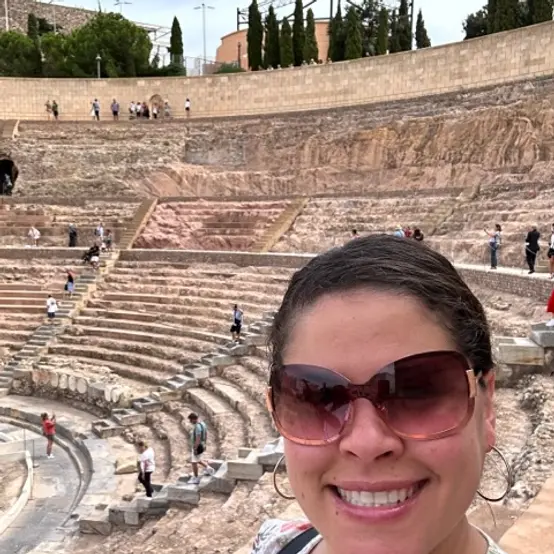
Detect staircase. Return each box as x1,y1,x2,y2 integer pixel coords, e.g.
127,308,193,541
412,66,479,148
252,198,309,253
119,198,158,250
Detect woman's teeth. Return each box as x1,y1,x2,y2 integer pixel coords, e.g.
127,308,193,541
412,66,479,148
336,484,421,507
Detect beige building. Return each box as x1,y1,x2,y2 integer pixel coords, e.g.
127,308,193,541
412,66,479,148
216,20,330,69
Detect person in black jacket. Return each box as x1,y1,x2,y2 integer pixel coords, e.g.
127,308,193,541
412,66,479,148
525,225,541,274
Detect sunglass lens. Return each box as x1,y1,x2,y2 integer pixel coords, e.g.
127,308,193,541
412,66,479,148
271,364,350,444
382,351,471,437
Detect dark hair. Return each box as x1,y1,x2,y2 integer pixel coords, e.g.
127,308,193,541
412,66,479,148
188,413,198,422
269,235,493,379
352,229,358,235
495,223,502,232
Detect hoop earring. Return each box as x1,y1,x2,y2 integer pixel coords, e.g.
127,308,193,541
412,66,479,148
477,446,514,503
272,455,295,500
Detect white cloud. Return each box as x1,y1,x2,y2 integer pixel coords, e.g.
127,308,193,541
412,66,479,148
61,0,486,59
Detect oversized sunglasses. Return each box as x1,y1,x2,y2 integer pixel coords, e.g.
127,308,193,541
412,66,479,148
266,350,478,446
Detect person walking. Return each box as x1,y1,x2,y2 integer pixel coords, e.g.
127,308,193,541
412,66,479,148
52,100,59,120
484,224,502,269
28,225,41,247
137,441,155,497
187,413,214,484
548,223,554,279
68,223,78,247
185,98,191,118
46,294,58,324
92,99,100,121
230,304,244,343
41,413,56,459
64,269,75,299
525,225,541,274
111,99,119,121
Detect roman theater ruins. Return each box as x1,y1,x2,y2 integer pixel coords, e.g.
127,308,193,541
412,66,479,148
1,19,554,554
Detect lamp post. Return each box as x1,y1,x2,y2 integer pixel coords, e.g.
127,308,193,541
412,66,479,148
194,3,215,73
237,41,241,69
96,54,102,79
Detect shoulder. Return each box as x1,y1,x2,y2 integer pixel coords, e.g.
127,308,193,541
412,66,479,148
479,529,507,554
250,519,315,554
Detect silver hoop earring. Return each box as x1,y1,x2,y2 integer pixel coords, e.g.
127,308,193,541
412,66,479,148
272,454,295,500
477,446,514,503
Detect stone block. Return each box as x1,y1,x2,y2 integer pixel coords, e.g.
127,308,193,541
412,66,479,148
151,386,181,402
238,447,254,459
91,419,124,438
226,460,264,481
123,509,140,527
496,337,544,366
79,509,112,536
199,462,236,494
88,382,107,401
115,457,138,475
12,368,32,380
111,408,146,426
244,334,267,347
184,366,210,380
229,344,249,357
132,396,164,413
530,327,554,348
166,485,200,506
165,375,198,391
210,355,234,368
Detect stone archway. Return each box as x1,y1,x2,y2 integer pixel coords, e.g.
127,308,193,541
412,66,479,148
149,94,165,119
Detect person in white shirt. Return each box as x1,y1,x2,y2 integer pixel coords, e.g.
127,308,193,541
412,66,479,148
185,98,191,117
46,295,58,324
28,226,41,247
231,304,244,343
137,440,155,497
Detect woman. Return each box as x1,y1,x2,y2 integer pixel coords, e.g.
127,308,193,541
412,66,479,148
413,228,424,241
548,223,554,279
137,441,155,498
41,412,56,459
484,224,502,270
253,235,508,554
64,269,75,298
46,295,58,324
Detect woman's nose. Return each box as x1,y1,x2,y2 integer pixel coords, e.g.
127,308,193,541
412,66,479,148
338,398,405,461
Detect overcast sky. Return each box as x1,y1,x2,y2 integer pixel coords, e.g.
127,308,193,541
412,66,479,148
62,0,485,59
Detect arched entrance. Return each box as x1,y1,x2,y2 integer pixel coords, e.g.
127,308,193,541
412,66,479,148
0,153,18,196
149,94,165,119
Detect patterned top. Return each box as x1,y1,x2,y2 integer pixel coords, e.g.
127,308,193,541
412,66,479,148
251,519,508,554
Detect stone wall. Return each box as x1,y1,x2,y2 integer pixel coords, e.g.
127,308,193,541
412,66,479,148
2,20,554,120
0,0,95,34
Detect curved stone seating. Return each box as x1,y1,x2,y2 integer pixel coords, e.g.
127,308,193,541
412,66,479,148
134,200,295,251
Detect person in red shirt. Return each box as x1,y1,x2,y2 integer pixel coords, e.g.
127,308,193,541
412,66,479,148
41,412,56,459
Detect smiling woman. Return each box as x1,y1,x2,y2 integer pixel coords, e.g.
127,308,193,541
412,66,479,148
251,234,508,554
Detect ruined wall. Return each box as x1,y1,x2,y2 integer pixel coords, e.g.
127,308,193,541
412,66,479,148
1,20,554,119
0,0,95,33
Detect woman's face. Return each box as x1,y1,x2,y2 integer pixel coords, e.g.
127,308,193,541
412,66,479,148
282,290,495,554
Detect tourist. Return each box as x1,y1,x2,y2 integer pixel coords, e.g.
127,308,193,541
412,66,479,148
404,226,413,238
28,225,40,247
92,99,100,121
413,227,424,241
484,224,502,270
129,101,135,118
64,269,75,299
524,225,540,274
185,97,191,117
351,229,359,239
546,286,554,327
393,225,405,238
164,101,172,118
187,413,214,484
68,223,78,247
231,304,244,343
46,294,58,324
152,104,159,119
111,99,120,120
253,234,510,554
82,243,100,269
41,412,56,459
52,100,59,120
142,102,150,119
548,223,554,279
137,440,155,498
45,99,52,120
95,221,104,241
103,229,113,251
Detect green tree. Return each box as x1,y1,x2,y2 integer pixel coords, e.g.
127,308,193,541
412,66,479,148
528,0,553,23
490,0,521,31
215,62,246,73
389,9,401,53
168,16,184,66
397,0,412,50
328,1,346,61
415,9,431,48
292,0,305,66
359,0,382,56
37,17,57,35
264,5,280,68
247,0,263,70
303,8,319,62
27,13,39,40
463,8,489,39
0,32,39,77
41,32,74,77
26,14,43,76
280,17,294,67
344,7,363,60
376,6,388,54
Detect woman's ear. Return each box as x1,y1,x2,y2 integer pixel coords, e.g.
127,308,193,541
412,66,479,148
483,372,496,450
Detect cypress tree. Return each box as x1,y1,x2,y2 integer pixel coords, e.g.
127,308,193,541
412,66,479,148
376,7,388,55
280,18,294,67
487,0,497,32
389,10,401,53
344,7,363,60
168,17,184,66
328,1,346,61
492,0,520,31
398,0,412,50
528,0,553,23
264,5,280,69
247,0,263,70
303,8,319,62
27,13,39,39
292,0,305,66
415,9,431,48
27,14,43,76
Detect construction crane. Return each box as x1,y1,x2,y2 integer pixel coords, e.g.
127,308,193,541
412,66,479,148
237,0,322,30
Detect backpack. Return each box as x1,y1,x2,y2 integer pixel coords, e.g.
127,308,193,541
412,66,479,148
195,422,207,444
277,528,319,554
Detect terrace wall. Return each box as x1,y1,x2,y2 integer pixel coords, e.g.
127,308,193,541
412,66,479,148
1,21,554,119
